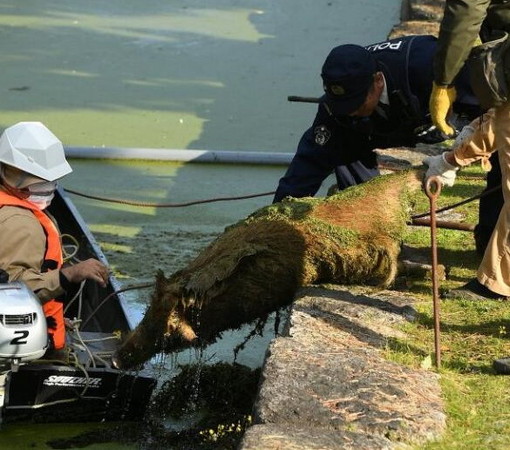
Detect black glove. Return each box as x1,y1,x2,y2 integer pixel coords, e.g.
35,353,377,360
0,269,9,284
46,316,57,331
415,124,455,144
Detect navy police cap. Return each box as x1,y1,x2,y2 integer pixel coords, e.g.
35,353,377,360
321,44,377,115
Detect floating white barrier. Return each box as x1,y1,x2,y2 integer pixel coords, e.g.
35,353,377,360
65,147,293,165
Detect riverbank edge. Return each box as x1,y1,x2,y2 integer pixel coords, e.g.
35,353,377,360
239,2,447,449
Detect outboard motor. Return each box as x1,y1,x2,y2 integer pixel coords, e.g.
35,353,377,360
0,281,48,369
0,280,48,421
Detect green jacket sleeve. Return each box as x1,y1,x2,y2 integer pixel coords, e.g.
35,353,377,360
434,0,491,85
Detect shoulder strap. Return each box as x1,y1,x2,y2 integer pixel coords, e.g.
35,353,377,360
367,36,421,105
366,35,423,123
0,191,63,267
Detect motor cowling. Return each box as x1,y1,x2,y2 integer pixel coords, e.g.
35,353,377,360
0,282,48,363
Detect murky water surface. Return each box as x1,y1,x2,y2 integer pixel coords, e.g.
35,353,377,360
0,0,400,150
0,0,401,447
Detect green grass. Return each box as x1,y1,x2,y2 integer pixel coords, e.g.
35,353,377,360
385,164,510,449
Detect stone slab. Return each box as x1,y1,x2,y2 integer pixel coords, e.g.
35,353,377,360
239,286,445,449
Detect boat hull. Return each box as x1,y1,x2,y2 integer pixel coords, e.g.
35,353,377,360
0,187,157,424
3,364,155,423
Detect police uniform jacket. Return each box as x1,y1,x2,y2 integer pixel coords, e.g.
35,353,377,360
274,35,478,203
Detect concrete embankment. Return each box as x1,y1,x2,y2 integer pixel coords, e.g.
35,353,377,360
240,2,447,449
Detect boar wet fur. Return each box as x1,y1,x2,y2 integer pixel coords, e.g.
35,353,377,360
113,169,423,369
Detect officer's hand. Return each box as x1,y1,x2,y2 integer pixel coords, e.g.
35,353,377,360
422,152,459,187
429,82,457,137
61,258,109,287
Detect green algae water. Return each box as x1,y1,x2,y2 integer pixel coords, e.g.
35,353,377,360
0,423,134,449
0,0,401,447
0,0,400,151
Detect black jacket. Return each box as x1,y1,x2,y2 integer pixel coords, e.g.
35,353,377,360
274,35,479,203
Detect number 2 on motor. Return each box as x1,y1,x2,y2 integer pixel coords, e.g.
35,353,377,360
10,330,29,345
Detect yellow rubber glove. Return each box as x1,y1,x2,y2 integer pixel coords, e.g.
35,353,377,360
429,82,457,137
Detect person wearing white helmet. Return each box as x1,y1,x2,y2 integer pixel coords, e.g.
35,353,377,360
0,122,109,354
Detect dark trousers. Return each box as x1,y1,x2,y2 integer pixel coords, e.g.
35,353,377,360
476,153,504,255
334,161,380,190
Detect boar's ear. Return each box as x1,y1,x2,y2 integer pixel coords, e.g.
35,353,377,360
154,269,167,297
155,269,165,281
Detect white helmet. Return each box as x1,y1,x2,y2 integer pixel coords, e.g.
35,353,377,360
0,122,72,181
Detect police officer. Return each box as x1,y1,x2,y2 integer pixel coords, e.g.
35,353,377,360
273,34,480,204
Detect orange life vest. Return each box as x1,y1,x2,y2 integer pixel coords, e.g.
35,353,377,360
0,191,66,350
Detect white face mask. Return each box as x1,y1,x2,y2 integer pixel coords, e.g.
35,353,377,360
26,181,57,210
27,192,55,210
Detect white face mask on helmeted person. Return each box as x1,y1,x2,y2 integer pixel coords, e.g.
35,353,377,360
26,181,57,210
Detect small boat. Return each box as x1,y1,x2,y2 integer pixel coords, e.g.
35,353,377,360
0,187,157,424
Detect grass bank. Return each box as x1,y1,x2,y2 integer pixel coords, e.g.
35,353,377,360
386,163,510,449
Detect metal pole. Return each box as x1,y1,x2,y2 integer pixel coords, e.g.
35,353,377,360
424,176,442,368
287,95,321,103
